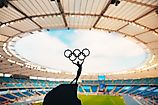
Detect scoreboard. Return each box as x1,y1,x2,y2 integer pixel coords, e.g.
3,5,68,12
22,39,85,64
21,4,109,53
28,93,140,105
98,75,105,81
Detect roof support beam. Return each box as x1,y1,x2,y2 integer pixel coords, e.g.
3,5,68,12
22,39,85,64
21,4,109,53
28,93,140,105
116,24,128,31
7,1,42,29
92,0,112,28
133,31,149,37
9,26,24,33
0,41,5,43
0,34,11,38
56,0,68,27
155,27,158,30
95,27,116,33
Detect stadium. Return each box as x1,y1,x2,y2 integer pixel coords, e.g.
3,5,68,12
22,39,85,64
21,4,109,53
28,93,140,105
0,0,158,105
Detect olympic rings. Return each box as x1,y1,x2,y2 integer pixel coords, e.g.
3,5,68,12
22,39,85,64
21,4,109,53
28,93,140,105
64,48,90,64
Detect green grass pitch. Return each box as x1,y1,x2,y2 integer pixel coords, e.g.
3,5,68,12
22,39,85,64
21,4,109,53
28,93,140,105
33,95,125,105
78,95,125,105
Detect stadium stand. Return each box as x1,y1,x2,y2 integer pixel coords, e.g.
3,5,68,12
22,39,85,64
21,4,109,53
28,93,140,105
123,95,139,105
1,77,158,104
0,77,70,104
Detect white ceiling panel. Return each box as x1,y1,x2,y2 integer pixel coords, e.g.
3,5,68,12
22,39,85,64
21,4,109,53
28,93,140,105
0,35,8,42
0,26,20,36
136,11,158,29
136,31,158,43
11,0,60,16
152,49,158,55
61,0,109,14
119,24,148,36
96,17,127,30
104,1,152,21
34,16,65,28
135,0,158,6
66,15,98,28
0,42,4,46
9,19,39,32
0,6,25,23
147,41,158,49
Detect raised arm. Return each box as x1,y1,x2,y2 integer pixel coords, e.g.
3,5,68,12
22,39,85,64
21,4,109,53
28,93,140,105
81,59,84,65
72,61,77,65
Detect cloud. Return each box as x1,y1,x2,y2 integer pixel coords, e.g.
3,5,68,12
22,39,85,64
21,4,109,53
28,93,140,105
14,29,147,73
15,31,76,72
73,30,145,57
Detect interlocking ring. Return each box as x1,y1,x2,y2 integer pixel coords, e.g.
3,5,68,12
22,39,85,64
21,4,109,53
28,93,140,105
64,48,90,64
82,48,90,57
73,49,81,57
78,52,86,61
69,52,77,61
64,49,72,58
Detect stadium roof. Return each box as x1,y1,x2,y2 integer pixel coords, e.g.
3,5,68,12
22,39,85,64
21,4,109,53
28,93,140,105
0,0,158,80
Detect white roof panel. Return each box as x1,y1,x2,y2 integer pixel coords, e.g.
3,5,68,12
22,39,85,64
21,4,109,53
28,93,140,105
119,24,148,36
0,26,20,36
104,1,152,21
96,17,127,30
61,0,109,14
11,0,60,16
152,49,158,55
0,42,4,46
0,35,8,42
135,0,158,6
9,19,39,32
136,31,158,43
34,15,65,28
66,15,98,28
0,6,25,23
136,11,158,29
147,41,158,49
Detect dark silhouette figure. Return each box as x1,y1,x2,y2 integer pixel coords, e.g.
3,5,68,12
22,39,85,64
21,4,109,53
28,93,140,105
71,61,83,84
43,84,81,105
43,61,83,105
43,49,90,105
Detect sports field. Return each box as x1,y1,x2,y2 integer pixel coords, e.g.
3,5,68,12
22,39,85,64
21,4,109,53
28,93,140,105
33,95,125,105
79,95,125,105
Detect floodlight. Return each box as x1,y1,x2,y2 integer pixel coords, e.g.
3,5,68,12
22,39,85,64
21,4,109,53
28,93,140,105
0,0,8,8
110,0,120,6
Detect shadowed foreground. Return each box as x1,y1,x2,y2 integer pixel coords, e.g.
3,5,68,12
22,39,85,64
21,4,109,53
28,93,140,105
43,84,81,105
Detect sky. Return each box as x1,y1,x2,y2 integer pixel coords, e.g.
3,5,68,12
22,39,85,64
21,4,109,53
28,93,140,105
14,29,148,74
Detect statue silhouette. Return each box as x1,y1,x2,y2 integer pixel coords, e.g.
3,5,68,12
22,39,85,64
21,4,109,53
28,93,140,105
43,49,90,105
71,61,83,84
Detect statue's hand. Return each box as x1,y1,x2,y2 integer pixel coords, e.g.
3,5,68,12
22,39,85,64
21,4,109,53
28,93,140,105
77,63,82,68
